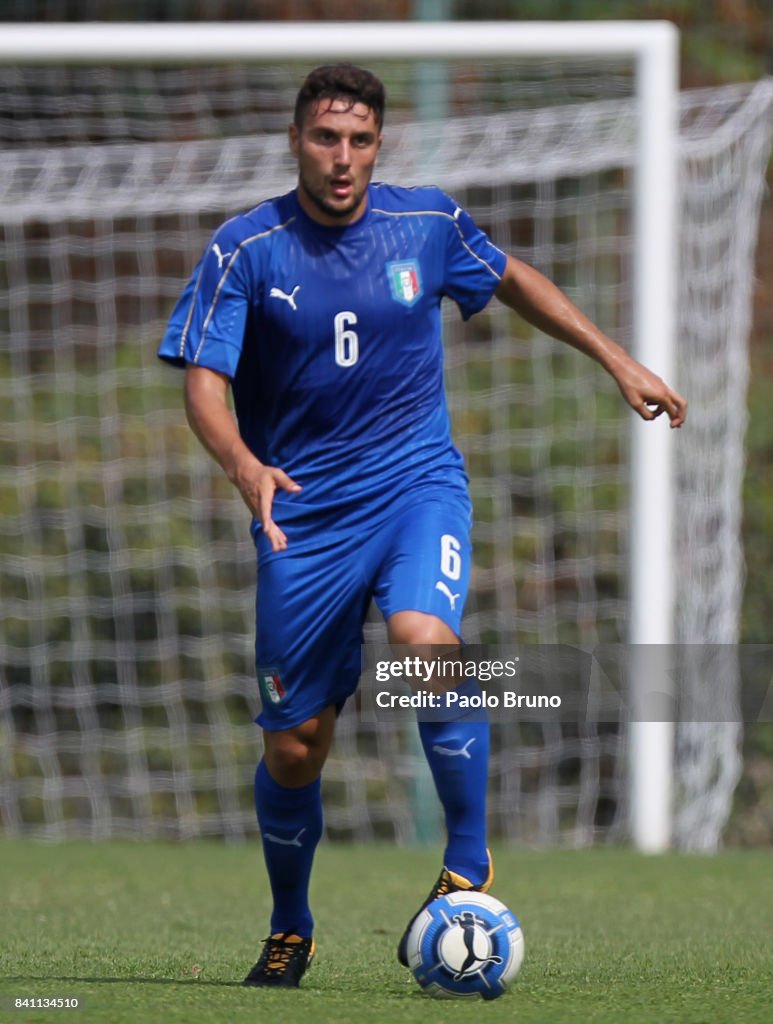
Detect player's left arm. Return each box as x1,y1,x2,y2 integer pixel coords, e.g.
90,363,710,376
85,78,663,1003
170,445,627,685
494,254,687,427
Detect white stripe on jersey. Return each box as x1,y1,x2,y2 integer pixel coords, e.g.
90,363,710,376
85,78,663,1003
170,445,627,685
191,217,296,365
370,206,504,282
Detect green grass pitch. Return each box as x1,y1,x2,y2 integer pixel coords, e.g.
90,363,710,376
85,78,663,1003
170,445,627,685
1,840,771,1024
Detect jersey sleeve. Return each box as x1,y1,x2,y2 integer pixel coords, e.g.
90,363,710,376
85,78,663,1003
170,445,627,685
441,194,507,320
157,221,252,377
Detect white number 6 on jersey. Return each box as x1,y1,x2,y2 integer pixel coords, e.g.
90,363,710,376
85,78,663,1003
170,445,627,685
334,311,359,367
440,533,462,581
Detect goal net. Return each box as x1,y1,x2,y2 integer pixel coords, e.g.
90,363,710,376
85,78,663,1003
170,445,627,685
0,46,770,848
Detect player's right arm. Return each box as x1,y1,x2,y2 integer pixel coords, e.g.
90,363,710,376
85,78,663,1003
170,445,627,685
184,364,301,553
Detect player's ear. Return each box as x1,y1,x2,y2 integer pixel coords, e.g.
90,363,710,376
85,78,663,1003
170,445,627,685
288,122,299,158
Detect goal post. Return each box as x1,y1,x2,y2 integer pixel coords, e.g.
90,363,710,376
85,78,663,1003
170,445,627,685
1,22,766,851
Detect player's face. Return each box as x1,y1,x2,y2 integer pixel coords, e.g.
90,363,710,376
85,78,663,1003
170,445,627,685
290,99,382,226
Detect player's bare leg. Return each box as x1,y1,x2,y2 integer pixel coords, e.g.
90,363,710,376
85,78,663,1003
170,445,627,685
387,609,460,648
262,704,337,787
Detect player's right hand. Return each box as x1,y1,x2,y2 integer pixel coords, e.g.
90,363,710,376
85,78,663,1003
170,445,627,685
236,462,302,552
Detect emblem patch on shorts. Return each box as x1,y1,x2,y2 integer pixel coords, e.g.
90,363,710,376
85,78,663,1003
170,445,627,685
387,259,423,307
260,669,286,705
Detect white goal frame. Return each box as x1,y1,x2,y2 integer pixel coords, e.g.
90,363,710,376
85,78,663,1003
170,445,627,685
0,20,679,852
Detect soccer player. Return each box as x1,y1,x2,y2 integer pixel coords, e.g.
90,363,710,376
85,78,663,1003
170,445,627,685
158,64,686,988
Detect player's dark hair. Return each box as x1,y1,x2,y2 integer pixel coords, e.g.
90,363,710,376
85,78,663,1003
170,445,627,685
294,64,386,130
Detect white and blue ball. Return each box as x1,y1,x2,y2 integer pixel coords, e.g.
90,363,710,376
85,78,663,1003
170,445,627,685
406,890,524,1000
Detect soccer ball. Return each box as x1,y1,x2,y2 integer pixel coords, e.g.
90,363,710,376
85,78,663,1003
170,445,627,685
406,890,524,1000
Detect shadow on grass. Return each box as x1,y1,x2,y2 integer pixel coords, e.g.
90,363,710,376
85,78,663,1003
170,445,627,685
2,972,423,1001
2,975,243,989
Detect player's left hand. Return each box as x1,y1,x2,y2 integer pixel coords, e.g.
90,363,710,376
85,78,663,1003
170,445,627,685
614,359,687,428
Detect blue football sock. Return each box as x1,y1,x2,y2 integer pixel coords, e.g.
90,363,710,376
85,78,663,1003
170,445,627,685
418,680,490,884
254,759,323,938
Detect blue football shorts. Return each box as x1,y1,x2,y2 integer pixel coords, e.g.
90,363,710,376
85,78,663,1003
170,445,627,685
254,488,472,731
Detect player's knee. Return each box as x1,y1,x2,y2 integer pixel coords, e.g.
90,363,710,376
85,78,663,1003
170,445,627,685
388,610,459,648
264,740,321,786
263,718,332,787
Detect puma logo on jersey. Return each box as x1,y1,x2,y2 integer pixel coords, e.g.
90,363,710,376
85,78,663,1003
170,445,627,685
432,738,477,760
212,243,232,268
270,285,301,311
263,827,307,847
435,580,461,610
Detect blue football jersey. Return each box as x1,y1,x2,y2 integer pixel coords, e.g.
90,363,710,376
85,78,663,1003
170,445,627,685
158,183,506,544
